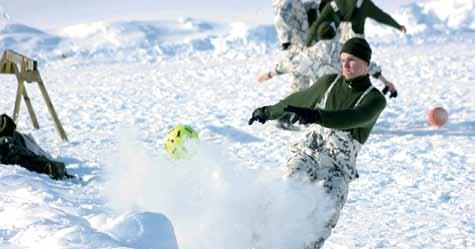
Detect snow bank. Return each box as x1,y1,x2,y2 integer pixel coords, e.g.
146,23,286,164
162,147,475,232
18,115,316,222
0,5,61,59
367,0,475,40
0,14,276,62
1,0,475,61
396,0,475,33
56,19,277,61
57,18,221,59
0,23,61,58
419,0,475,30
90,211,179,249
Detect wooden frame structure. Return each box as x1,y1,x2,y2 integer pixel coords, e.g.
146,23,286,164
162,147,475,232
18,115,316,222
0,49,68,141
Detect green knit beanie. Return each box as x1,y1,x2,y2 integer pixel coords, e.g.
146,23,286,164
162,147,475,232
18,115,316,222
317,22,336,40
340,37,372,64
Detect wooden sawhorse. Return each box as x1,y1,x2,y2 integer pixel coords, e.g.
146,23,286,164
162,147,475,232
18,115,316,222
0,49,68,142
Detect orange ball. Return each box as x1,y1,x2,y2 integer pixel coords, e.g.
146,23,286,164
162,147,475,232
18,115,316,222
428,107,448,127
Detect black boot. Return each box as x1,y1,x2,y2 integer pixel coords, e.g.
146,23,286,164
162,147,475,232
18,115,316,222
44,161,67,180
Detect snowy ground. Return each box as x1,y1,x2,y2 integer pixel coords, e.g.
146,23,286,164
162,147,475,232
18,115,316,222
1,1,475,249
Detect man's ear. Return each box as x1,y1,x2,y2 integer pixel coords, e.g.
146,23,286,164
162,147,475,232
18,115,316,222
363,62,370,74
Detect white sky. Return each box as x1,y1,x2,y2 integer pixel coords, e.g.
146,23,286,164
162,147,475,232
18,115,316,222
1,0,424,30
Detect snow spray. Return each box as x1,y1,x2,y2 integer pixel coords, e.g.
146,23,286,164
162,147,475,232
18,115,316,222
105,127,334,249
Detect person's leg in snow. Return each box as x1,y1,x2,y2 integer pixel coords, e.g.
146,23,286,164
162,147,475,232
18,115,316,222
273,0,309,49
286,123,361,249
287,153,350,249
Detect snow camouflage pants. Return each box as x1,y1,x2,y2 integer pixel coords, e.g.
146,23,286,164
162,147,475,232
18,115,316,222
273,0,323,91
286,125,362,249
276,40,341,91
273,0,309,47
275,45,312,92
337,22,365,44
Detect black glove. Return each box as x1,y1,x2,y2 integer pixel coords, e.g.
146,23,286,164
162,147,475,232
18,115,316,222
248,106,270,125
283,105,320,124
382,86,398,98
281,42,291,50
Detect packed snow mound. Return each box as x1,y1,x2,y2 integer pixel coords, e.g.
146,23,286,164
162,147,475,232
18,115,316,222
396,0,475,33
421,0,475,29
212,22,277,54
57,19,277,60
0,4,269,61
0,23,61,56
178,16,214,31
0,17,276,61
367,0,475,39
91,212,179,249
0,5,61,58
56,18,219,60
59,18,218,45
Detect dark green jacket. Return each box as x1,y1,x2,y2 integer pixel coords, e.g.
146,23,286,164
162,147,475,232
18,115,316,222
266,74,386,144
307,0,402,46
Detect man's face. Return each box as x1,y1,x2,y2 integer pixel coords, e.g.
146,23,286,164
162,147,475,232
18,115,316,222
340,52,369,80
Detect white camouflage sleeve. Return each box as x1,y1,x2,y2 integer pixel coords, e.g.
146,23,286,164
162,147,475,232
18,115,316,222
368,62,382,78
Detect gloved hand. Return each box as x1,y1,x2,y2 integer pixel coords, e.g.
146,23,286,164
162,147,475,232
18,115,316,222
281,42,291,50
248,106,270,125
382,85,398,98
283,105,320,124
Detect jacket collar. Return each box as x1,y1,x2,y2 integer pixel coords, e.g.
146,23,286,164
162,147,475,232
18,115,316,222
344,74,371,91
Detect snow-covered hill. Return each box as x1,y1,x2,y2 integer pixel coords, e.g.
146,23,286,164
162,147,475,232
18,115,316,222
0,16,278,62
0,0,474,249
1,0,475,62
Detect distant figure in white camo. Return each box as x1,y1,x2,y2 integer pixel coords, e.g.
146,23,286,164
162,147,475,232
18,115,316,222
271,1,341,92
273,0,313,50
272,0,320,92
273,0,334,49
258,23,341,92
271,0,320,128
259,21,340,92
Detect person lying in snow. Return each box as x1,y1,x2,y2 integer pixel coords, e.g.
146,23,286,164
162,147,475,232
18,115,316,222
249,38,385,249
0,113,71,180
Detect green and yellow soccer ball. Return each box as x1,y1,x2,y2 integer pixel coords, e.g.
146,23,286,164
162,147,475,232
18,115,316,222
164,125,199,159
